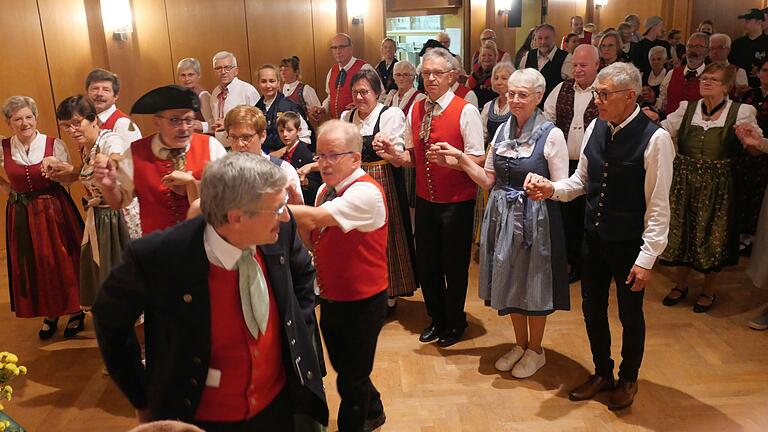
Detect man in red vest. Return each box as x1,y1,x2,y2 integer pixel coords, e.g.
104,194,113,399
93,152,328,428
654,32,709,116
85,68,142,144
378,47,485,348
310,33,375,122
289,120,389,432
94,85,227,236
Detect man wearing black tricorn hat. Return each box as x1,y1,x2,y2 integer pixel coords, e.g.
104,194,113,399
94,85,227,235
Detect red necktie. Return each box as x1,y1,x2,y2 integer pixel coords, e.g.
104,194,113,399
217,85,229,119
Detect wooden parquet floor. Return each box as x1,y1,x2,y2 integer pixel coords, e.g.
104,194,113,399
1,253,768,431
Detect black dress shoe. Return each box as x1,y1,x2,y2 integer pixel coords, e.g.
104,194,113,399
63,311,86,337
39,317,59,340
419,323,441,343
693,294,715,313
662,286,688,306
363,412,386,431
436,327,464,347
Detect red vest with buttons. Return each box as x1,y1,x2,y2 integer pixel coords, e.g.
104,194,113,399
453,84,471,100
195,251,285,422
100,108,130,131
311,174,388,301
131,133,210,235
329,59,366,119
666,66,701,114
410,96,477,203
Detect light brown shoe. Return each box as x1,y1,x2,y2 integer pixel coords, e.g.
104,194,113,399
608,379,638,411
568,374,615,401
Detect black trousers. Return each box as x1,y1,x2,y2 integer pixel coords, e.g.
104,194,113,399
562,160,586,271
414,198,475,330
320,290,387,432
581,232,645,382
194,385,294,432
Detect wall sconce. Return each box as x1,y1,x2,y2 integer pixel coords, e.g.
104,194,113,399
595,0,608,7
347,1,367,25
101,0,133,41
497,0,513,15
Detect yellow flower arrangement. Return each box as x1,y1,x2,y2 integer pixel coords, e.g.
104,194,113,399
0,352,27,413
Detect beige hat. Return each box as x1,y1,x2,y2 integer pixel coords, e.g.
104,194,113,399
643,16,663,35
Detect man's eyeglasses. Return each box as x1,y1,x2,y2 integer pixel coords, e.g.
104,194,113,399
421,70,452,79
591,88,632,102
394,73,414,78
214,65,236,72
686,44,707,50
312,151,355,163
330,44,351,51
156,116,196,127
246,195,289,217
227,133,256,144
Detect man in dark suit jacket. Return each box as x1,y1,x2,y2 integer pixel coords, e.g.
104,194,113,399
93,152,328,430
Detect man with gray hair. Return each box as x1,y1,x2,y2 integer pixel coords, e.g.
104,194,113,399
93,152,328,428
708,33,750,91
526,62,674,410
543,44,600,283
518,23,574,106
654,32,708,115
289,120,389,431
209,51,260,146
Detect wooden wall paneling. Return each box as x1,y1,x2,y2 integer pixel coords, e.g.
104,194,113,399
545,0,588,44
102,0,175,136
311,0,340,100
592,0,663,32
472,0,490,65
167,0,250,93
359,0,387,68
691,0,764,39
0,0,58,250
514,0,543,59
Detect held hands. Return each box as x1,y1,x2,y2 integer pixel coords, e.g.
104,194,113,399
431,142,463,160
161,170,195,195
523,173,554,201
734,123,766,155
309,106,326,123
372,133,400,163
642,107,660,122
626,265,651,291
41,156,73,181
426,142,459,167
93,153,118,190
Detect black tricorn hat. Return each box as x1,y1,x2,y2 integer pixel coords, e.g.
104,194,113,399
131,85,200,114
419,39,445,56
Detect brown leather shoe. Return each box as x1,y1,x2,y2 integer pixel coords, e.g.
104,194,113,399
608,379,638,411
568,374,615,401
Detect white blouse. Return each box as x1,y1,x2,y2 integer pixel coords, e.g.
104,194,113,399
661,99,761,143
340,103,406,150
0,132,71,166
480,99,511,142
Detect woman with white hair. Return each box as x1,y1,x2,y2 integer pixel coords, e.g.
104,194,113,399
1,96,85,339
644,46,668,99
176,58,213,134
434,68,569,378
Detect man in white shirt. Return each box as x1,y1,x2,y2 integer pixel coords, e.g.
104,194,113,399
526,62,673,411
377,48,485,348
708,33,750,92
209,51,261,146
311,33,375,121
85,68,142,144
655,32,709,114
519,24,574,106
543,44,600,283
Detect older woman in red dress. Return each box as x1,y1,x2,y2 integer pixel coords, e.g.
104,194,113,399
1,96,84,339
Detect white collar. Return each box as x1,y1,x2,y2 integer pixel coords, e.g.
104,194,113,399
609,105,641,135
283,80,299,91
204,224,252,270
97,104,117,123
151,134,190,158
328,168,366,193
685,63,706,76
354,103,384,125
340,57,358,71
574,78,598,92
432,89,456,109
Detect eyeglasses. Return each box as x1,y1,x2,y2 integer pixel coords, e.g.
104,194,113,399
352,89,371,97
591,88,632,102
227,133,256,144
421,70,452,79
60,118,84,131
394,73,414,78
156,116,196,127
246,195,289,217
330,44,351,51
507,91,534,101
686,44,707,50
699,76,722,83
312,151,355,163
213,65,236,72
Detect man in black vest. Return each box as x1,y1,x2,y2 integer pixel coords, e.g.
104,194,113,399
525,62,673,411
518,23,573,107
543,44,600,284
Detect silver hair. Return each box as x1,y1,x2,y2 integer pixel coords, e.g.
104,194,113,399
597,62,642,94
2,96,38,121
709,33,731,48
574,44,599,61
648,45,668,60
393,60,416,75
492,62,515,76
437,31,450,42
317,120,363,152
687,32,710,47
422,48,456,71
212,51,237,67
508,68,546,94
200,152,287,227
177,57,202,75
